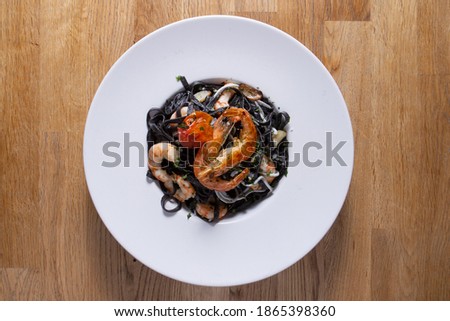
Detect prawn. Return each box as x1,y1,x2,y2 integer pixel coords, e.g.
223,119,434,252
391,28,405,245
259,155,278,184
148,142,195,202
195,202,228,221
194,107,257,191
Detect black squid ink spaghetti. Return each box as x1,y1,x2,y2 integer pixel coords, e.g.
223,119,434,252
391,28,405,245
146,76,289,221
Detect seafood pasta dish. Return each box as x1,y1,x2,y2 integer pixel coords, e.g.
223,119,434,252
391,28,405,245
146,77,290,221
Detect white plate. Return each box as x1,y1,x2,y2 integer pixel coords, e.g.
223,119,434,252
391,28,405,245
83,16,353,286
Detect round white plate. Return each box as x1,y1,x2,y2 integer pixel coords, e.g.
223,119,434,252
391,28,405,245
84,15,353,286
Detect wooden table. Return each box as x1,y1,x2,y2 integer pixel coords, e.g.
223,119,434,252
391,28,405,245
1,0,448,300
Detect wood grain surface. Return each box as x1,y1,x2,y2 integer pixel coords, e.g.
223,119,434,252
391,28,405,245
1,0,449,300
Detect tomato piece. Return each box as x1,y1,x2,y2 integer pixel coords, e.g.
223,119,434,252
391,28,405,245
177,111,213,148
